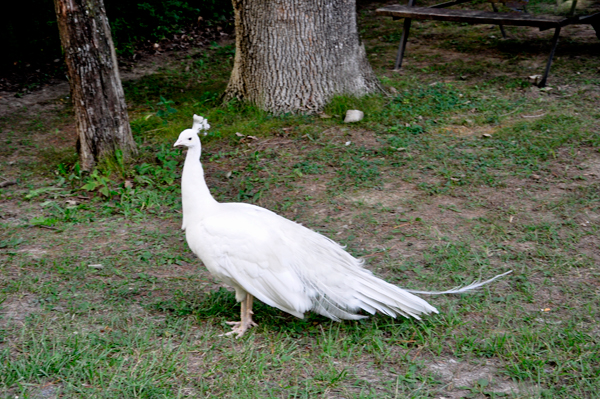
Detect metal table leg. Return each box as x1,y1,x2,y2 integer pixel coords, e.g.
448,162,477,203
395,18,413,70
491,3,507,38
538,26,561,88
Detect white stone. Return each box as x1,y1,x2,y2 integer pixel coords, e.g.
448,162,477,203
344,110,364,123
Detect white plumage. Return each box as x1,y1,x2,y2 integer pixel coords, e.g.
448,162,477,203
174,115,511,337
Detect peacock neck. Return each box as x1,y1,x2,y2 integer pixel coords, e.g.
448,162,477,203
181,145,218,225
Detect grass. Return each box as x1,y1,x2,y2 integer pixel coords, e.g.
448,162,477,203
1,1,599,397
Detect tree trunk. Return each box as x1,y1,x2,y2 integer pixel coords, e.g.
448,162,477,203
224,0,383,114
54,0,135,171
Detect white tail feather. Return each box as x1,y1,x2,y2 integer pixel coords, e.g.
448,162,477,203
405,270,512,295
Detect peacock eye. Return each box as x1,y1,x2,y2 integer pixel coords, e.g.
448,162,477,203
188,137,192,140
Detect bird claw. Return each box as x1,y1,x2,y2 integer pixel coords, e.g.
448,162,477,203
220,320,258,338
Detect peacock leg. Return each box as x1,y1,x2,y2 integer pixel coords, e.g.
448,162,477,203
245,294,255,326
223,293,257,338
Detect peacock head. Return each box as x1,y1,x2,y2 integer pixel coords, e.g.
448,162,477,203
174,114,210,149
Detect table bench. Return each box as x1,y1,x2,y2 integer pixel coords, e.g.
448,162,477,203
376,2,600,87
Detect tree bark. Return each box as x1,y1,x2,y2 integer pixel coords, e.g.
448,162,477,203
224,0,383,114
54,0,136,171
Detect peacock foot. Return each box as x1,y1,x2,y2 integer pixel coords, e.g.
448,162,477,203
220,293,257,338
222,319,258,338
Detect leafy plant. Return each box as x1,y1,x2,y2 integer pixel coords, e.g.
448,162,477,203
29,215,59,227
81,170,117,198
293,160,325,175
0,238,24,249
134,146,181,187
156,96,178,119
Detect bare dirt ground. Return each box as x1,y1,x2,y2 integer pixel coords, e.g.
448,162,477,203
0,49,200,119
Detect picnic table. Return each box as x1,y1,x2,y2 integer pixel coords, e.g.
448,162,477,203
376,1,600,87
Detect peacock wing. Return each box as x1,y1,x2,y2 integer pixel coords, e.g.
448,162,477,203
192,203,314,318
191,203,437,322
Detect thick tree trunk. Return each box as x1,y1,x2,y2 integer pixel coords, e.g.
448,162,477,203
54,0,135,171
224,0,383,114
